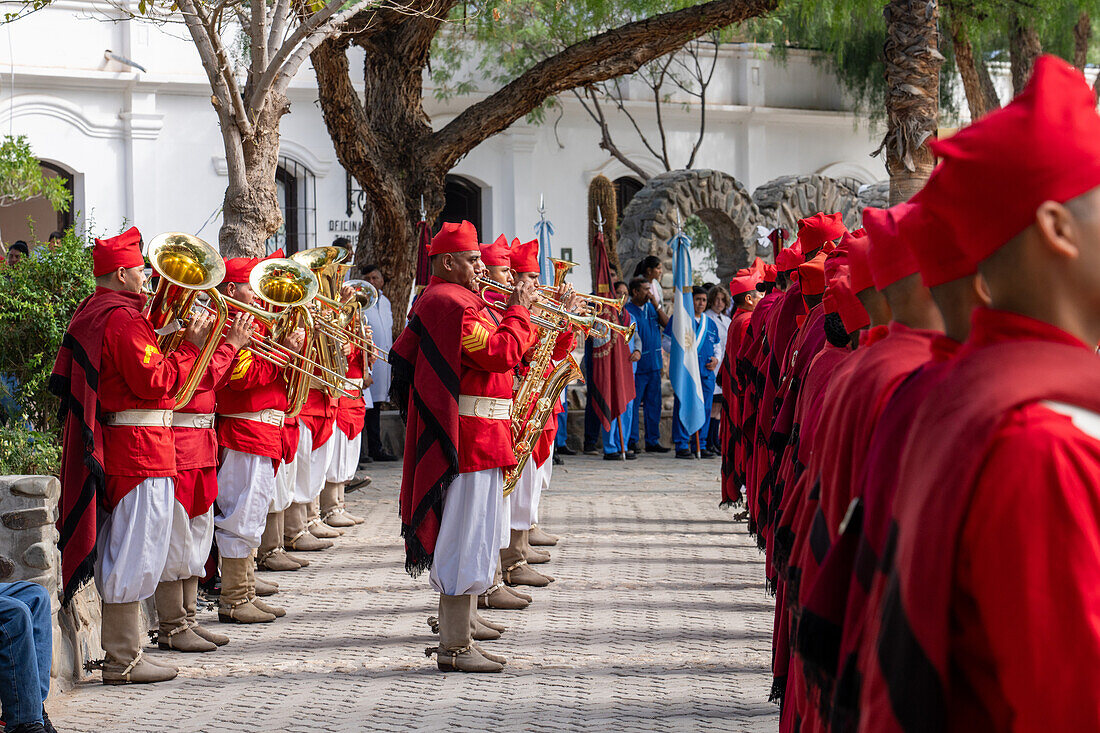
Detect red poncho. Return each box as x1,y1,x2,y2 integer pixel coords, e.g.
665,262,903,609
389,280,484,576
49,289,143,603
719,307,753,505
862,309,1100,732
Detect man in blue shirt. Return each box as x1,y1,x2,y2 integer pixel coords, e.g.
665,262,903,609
624,277,670,452
664,285,721,458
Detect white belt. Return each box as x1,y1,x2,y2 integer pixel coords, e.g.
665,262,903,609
104,409,173,428
220,409,285,427
346,377,364,388
172,412,215,429
458,395,512,420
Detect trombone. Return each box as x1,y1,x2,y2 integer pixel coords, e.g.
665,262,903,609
190,258,361,399
477,277,597,334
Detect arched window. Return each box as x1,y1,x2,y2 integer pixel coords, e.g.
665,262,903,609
614,176,644,228
267,157,316,255
435,175,483,236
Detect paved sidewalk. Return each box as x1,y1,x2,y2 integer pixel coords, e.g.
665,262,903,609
51,452,778,732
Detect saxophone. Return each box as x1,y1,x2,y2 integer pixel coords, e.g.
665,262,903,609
503,352,583,497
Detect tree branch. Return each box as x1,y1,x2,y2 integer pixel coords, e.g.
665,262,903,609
423,0,777,172
177,0,250,137
266,0,292,54
574,88,651,180
249,0,267,89
189,0,254,136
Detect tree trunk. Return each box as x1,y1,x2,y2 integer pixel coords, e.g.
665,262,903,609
1009,12,1042,97
1074,11,1092,72
948,9,987,121
217,92,289,257
881,0,943,205
313,25,445,336
976,54,1001,115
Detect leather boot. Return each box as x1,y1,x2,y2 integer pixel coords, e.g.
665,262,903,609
247,563,285,618
521,529,552,564
184,576,228,646
254,575,278,597
101,602,178,684
284,502,333,552
471,595,506,633
308,498,343,538
218,557,276,624
478,566,530,609
338,482,365,524
529,524,559,546
473,643,507,665
501,531,550,587
431,594,503,673
154,580,216,652
320,482,357,528
257,511,302,571
507,585,534,603
426,611,502,640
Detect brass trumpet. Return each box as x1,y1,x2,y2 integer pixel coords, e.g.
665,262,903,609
477,277,597,334
533,286,625,314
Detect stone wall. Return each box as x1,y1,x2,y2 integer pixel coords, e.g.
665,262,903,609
0,475,101,692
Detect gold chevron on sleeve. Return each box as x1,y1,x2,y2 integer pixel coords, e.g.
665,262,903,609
231,350,253,380
461,323,490,353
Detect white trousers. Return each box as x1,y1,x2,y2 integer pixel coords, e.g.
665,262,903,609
292,422,336,503
510,461,538,531
215,449,276,559
272,456,296,512
499,489,512,549
160,504,214,582
326,429,361,484
428,469,503,596
533,454,552,525
94,477,174,604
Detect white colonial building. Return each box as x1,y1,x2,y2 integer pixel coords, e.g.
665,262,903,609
0,2,887,291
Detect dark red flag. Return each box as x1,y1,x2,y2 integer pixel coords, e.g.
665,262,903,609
588,230,635,431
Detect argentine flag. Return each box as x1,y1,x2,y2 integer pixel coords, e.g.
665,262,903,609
668,230,707,437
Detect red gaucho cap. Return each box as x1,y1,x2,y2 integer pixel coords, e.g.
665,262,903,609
223,257,259,284
797,252,828,296
775,246,804,274
798,212,848,253
480,234,511,268
898,196,976,288
509,238,540,274
920,55,1100,264
429,220,480,256
844,230,874,294
863,204,922,290
92,226,144,276
729,267,761,297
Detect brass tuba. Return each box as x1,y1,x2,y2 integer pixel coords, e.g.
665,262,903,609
291,245,352,395
145,233,228,407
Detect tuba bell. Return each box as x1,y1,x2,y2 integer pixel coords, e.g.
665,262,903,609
145,232,228,407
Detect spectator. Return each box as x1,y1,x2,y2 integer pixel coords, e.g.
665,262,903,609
664,285,720,458
624,276,670,453
706,286,732,453
0,581,54,733
632,256,665,312
48,231,63,245
361,263,396,462
6,241,29,267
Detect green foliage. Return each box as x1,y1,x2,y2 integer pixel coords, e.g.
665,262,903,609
683,214,716,278
0,135,71,212
0,229,95,435
0,424,61,476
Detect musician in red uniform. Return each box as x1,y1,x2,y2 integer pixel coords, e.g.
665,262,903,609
52,228,214,684
290,356,342,546
321,321,369,527
474,235,534,611
154,288,253,653
391,220,537,673
214,257,302,624
499,238,575,587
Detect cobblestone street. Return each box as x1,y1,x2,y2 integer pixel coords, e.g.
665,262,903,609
51,453,778,732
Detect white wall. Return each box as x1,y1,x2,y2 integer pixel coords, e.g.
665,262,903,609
0,4,886,294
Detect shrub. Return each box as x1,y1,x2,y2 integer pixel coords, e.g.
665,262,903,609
0,229,94,435
0,424,61,475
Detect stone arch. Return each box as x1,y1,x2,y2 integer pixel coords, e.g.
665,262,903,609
752,174,870,236
617,170,763,293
